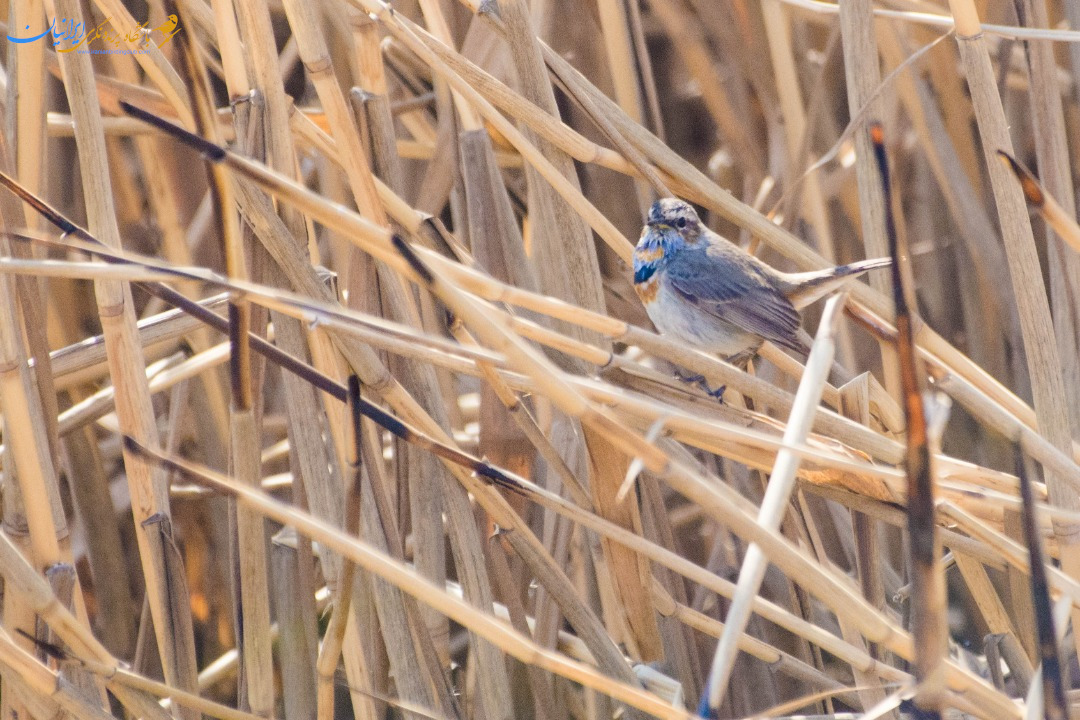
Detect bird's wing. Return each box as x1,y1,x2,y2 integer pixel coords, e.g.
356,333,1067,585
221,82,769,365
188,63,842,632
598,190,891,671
665,249,806,353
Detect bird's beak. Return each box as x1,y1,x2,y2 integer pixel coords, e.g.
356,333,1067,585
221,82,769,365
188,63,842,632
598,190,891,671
646,221,673,232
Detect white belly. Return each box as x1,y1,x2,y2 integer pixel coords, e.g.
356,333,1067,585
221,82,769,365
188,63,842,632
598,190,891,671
643,279,760,357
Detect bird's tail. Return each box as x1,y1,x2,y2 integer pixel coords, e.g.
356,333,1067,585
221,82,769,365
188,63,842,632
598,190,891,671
778,257,892,310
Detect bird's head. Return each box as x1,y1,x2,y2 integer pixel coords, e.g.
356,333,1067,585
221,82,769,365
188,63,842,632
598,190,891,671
634,198,703,284
647,198,703,240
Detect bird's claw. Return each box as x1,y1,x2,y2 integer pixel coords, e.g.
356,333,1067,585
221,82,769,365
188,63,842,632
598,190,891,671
706,384,726,401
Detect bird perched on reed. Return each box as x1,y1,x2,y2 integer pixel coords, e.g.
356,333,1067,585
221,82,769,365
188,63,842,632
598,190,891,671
634,198,889,386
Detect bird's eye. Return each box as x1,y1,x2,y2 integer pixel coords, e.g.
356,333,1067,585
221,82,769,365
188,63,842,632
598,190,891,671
676,217,687,229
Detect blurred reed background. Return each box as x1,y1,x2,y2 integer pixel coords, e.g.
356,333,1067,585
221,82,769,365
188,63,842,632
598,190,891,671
0,0,1077,718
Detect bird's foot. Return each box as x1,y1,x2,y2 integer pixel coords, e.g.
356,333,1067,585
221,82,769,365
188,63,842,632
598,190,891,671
674,370,726,402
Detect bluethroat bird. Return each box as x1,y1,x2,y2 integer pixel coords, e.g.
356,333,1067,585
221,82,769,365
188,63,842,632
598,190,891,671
634,199,890,383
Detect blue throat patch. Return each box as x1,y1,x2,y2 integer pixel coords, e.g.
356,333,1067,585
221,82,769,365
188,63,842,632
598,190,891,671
634,264,657,284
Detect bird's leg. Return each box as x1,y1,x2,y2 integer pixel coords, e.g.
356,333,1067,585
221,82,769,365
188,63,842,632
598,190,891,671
674,369,726,401
725,348,758,371
674,369,705,385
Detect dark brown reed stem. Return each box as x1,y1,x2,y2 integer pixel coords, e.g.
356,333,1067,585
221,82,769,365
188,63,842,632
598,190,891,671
872,124,946,717
1015,447,1067,720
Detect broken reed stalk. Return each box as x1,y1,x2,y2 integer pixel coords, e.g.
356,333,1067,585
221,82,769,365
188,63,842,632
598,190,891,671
872,124,946,715
877,25,1011,391
999,151,1080,255
0,242,68,573
8,0,48,236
